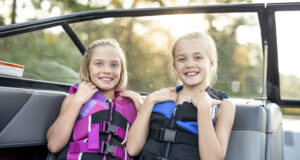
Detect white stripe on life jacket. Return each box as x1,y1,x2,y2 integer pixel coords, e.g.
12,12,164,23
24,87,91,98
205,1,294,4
88,115,91,132
124,146,128,160
78,152,83,160
121,122,130,145
211,105,218,120
78,138,88,160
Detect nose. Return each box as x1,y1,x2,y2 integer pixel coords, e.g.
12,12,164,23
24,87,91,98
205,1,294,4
102,64,112,74
184,58,195,68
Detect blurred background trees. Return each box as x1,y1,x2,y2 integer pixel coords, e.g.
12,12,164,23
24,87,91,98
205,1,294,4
1,0,296,101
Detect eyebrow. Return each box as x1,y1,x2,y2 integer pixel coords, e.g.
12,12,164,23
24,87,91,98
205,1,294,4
92,59,120,63
176,52,202,57
193,52,202,55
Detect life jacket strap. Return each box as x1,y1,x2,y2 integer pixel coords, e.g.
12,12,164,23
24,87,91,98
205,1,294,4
149,128,198,147
69,141,126,159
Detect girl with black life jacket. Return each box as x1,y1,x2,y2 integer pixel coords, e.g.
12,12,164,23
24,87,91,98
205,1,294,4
127,32,236,160
47,39,143,160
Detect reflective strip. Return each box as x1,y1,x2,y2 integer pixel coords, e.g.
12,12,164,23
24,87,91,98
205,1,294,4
124,146,127,160
121,122,129,145
88,115,91,132
78,139,87,160
211,105,217,120
78,153,82,160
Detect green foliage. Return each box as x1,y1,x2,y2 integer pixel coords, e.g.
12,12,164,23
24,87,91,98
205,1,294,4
280,74,300,99
281,107,300,115
0,29,81,84
0,16,4,26
207,14,263,97
0,0,271,97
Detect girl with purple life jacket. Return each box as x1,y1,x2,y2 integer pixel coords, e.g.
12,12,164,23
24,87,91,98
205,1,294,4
126,32,236,160
47,39,142,160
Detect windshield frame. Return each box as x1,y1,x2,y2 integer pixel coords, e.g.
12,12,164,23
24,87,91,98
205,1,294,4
1,2,299,107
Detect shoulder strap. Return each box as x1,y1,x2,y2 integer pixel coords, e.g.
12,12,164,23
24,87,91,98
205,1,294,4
206,87,228,100
69,83,80,94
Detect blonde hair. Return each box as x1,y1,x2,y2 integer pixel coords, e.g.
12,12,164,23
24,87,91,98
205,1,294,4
79,39,127,89
172,32,218,86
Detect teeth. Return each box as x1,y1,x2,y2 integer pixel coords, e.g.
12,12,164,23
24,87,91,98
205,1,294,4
186,72,197,76
100,77,112,81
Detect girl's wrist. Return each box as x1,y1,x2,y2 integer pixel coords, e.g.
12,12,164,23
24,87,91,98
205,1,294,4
195,103,211,113
72,95,86,106
144,95,156,107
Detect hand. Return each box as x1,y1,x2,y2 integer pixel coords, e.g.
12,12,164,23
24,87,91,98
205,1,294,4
73,81,98,105
148,87,177,104
119,90,143,112
191,90,221,110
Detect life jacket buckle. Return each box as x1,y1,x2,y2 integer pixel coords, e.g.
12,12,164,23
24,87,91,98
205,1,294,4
99,141,115,155
102,121,116,134
156,128,177,143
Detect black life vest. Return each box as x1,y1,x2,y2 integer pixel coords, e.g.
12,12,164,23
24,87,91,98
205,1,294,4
140,85,227,160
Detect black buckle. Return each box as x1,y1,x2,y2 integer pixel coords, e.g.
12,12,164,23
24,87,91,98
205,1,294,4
99,142,115,155
103,121,116,133
156,128,177,143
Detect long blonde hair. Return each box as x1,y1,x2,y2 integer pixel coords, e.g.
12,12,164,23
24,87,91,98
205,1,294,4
79,39,127,89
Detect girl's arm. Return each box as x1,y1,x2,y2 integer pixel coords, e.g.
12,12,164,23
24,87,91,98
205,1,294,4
46,82,98,153
192,91,235,160
126,88,177,156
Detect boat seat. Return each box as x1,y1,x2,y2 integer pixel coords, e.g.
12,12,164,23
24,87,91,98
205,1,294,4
225,104,266,160
265,103,284,160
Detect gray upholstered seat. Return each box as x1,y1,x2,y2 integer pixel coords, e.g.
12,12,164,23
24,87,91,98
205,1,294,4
225,104,267,160
265,103,284,160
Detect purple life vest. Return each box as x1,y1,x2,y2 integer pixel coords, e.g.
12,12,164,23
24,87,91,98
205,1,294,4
56,83,137,160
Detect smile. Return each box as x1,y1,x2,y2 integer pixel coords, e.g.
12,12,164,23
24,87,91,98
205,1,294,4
184,71,199,77
98,77,113,82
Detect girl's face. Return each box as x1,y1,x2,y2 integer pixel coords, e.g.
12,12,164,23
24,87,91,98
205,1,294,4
89,45,121,92
174,38,212,88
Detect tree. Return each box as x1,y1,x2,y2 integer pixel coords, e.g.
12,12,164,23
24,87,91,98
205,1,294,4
0,0,267,97
11,0,16,24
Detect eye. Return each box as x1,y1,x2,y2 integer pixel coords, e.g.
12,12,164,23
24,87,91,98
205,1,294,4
95,62,103,66
195,56,202,60
111,63,119,67
177,57,185,62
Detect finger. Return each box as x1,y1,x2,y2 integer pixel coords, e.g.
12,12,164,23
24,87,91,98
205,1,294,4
79,82,85,87
87,82,94,87
172,93,178,100
119,91,128,95
169,87,176,92
120,92,131,98
83,81,89,86
91,84,97,89
211,99,222,106
170,94,177,101
125,90,134,95
91,89,98,94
